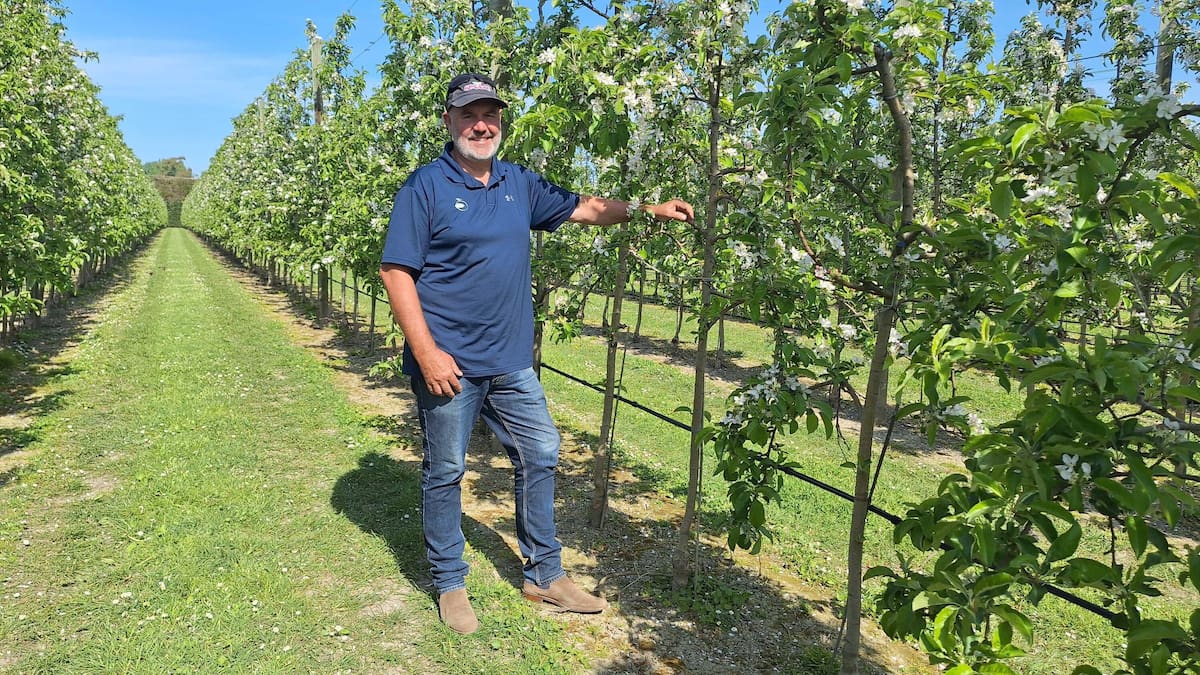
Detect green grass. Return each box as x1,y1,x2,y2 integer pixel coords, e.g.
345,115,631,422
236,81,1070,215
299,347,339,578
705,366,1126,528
14,231,1189,673
0,228,582,674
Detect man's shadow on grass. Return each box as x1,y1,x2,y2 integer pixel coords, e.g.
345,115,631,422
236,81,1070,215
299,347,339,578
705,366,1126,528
329,450,527,598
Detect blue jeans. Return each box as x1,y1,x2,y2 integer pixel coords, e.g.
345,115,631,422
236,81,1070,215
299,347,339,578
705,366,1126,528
411,367,566,594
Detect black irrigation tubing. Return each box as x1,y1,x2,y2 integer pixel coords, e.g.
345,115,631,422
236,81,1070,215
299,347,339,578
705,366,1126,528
542,360,1122,626
757,457,1121,624
541,362,692,432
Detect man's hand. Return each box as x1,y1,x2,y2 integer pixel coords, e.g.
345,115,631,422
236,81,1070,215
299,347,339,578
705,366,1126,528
646,199,695,223
417,348,463,397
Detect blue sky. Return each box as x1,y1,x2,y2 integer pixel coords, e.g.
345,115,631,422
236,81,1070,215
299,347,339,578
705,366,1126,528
60,1,1183,175
62,1,392,174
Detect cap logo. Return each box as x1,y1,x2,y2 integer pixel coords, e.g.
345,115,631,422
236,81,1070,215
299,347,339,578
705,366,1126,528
460,81,494,93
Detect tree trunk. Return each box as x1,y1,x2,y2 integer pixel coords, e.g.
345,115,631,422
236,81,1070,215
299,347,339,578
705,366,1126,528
672,279,685,345
716,312,726,363
319,266,330,320
840,305,895,674
351,272,361,332
842,44,913,675
672,52,722,590
634,264,646,338
590,240,629,528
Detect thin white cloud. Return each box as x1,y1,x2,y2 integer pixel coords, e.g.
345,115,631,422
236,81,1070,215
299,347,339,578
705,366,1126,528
75,38,284,106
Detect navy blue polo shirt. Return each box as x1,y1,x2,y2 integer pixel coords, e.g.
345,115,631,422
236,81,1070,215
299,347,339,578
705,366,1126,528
381,143,580,377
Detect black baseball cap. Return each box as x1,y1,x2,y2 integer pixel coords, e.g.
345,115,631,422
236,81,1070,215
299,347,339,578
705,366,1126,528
445,73,508,110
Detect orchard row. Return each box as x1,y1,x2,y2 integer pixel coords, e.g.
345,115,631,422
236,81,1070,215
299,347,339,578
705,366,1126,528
1,1,166,334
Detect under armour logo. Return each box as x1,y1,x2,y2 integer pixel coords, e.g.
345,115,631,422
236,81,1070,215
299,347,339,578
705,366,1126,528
454,198,467,211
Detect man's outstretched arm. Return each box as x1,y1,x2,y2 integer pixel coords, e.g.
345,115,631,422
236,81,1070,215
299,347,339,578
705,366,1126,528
570,195,695,226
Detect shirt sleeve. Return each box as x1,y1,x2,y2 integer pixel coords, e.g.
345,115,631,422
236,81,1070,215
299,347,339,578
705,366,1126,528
522,166,580,232
380,177,431,272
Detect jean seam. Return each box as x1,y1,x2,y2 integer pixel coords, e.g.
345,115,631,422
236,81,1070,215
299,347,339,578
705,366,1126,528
496,408,541,584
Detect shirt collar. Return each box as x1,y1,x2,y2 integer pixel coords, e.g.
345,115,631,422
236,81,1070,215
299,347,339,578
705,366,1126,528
436,142,508,188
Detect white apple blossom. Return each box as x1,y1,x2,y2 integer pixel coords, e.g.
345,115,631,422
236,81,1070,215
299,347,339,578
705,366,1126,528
1021,185,1055,203
1156,95,1182,119
824,233,845,256
791,248,814,271
819,108,842,125
1082,121,1126,152
1060,451,1080,478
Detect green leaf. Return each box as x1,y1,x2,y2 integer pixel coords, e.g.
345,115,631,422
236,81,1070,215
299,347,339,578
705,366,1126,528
1167,385,1200,404
990,182,1013,221
979,664,1018,675
1158,171,1198,198
1047,522,1082,562
1063,246,1091,264
945,666,974,675
933,606,958,651
1067,557,1113,584
1126,516,1148,558
1126,620,1189,659
863,565,895,581
1010,122,1038,159
749,500,766,527
1150,234,1200,274
1150,644,1171,674
974,524,996,566
1094,477,1137,511
992,604,1033,642
1160,490,1181,528
1077,161,1097,201
1053,279,1085,298
1057,105,1101,125
973,572,1013,597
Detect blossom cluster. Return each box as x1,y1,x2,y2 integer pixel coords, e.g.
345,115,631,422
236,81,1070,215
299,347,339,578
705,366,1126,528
719,361,813,428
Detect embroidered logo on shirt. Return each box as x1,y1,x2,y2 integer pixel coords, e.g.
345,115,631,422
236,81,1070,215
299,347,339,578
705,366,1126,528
454,198,467,212
505,195,514,202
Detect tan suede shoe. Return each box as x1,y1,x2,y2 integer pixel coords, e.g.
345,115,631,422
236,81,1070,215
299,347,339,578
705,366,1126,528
438,588,479,634
521,576,608,613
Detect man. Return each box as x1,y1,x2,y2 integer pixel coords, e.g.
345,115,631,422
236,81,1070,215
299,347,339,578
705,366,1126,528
379,72,694,634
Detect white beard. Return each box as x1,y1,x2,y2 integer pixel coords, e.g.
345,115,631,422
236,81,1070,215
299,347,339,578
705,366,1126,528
453,130,502,162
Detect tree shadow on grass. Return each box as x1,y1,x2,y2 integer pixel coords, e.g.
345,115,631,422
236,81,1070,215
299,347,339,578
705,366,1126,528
0,246,144,487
